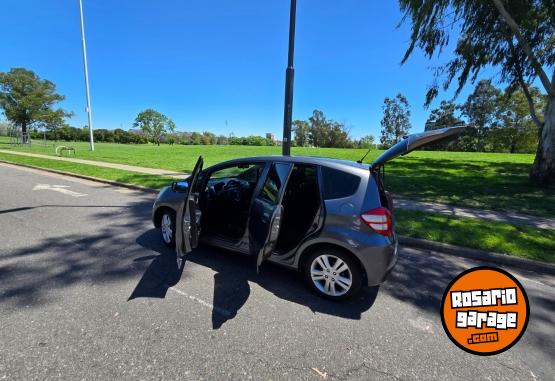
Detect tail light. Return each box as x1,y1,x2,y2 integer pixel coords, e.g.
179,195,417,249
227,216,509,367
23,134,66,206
360,207,393,236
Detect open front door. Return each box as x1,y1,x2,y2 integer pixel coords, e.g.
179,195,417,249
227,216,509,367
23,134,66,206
249,162,292,272
175,156,204,268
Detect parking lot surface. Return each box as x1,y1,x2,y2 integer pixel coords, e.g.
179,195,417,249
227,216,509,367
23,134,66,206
1,163,553,380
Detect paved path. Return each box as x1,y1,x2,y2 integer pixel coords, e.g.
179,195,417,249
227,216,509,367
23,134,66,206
2,149,554,229
0,149,187,178
396,197,555,230
1,163,553,380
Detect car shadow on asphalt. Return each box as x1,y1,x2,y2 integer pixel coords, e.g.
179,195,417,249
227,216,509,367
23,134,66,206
131,229,379,329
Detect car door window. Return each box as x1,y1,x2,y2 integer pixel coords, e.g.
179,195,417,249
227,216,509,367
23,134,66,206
206,163,263,196
209,164,262,181
259,163,291,205
250,162,292,271
201,163,264,240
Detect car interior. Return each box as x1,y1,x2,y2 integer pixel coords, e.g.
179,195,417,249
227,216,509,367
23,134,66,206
198,162,321,253
199,163,264,240
275,164,320,253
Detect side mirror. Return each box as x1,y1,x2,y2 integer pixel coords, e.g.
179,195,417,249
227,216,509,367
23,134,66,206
172,180,189,192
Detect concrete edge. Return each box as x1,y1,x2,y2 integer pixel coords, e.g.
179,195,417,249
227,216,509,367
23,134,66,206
0,159,160,194
399,236,555,275
3,159,554,275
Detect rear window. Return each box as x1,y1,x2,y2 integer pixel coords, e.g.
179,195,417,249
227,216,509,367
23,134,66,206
321,166,361,200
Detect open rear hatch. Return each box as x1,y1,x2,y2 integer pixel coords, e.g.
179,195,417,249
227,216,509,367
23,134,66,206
370,125,466,213
371,126,466,168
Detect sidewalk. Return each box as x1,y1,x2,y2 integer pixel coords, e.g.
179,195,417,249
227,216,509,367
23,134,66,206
2,148,554,230
395,197,555,230
0,149,187,178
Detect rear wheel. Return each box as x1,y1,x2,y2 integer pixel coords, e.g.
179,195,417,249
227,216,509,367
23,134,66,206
303,248,362,301
160,210,176,248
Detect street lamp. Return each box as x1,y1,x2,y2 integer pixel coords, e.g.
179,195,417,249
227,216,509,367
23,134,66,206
78,0,95,151
282,0,297,156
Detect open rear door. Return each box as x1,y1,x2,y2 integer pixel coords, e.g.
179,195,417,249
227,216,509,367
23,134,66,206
371,126,466,167
249,162,292,272
175,156,204,268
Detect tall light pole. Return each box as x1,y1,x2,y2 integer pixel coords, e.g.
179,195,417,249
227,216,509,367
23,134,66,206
78,0,94,151
282,0,297,156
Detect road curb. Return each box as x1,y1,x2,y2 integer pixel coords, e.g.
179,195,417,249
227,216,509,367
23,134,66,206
3,159,554,275
399,236,555,275
0,160,160,194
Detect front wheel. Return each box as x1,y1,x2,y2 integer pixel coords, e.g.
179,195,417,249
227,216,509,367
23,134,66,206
160,210,176,248
303,248,362,301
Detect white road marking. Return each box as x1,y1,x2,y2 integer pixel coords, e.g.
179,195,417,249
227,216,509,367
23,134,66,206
169,287,232,317
32,184,88,198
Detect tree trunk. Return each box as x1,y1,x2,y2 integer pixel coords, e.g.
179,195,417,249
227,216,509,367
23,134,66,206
21,121,29,144
530,96,555,186
510,140,517,154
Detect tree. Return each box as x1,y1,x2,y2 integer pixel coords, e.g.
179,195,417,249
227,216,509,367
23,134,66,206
399,0,555,185
311,110,353,148
308,110,329,147
326,121,352,148
425,100,465,150
425,101,462,130
380,94,412,147
359,134,375,148
190,132,202,145
459,80,502,151
292,120,309,147
293,110,353,148
0,68,71,143
493,86,546,153
132,109,175,146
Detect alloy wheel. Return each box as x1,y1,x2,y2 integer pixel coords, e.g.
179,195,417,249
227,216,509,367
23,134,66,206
161,213,173,244
310,254,353,297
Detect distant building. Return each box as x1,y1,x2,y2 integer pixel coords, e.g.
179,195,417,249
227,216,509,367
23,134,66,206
266,133,275,141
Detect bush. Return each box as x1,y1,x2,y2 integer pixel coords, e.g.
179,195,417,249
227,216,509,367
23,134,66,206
29,125,148,144
28,125,275,146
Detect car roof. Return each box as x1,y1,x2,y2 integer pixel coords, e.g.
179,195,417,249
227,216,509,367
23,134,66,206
213,155,371,170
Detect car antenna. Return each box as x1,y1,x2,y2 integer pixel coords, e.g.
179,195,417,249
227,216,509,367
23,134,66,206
357,146,373,164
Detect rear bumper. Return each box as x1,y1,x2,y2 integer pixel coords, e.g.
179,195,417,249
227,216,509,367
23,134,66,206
359,236,398,286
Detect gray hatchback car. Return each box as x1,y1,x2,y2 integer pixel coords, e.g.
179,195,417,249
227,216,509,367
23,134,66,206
152,127,464,300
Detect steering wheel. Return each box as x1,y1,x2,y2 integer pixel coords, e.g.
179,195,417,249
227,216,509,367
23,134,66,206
223,179,243,202
224,179,242,190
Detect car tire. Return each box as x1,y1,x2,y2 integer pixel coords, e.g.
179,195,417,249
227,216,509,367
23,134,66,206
160,209,176,248
303,247,362,301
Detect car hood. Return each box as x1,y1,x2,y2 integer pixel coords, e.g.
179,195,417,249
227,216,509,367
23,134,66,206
371,126,466,167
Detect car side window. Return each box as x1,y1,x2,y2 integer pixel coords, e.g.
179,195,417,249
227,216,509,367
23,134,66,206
321,166,361,200
259,163,291,205
209,164,263,181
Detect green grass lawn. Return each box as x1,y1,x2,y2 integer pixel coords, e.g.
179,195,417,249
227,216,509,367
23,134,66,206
1,146,553,263
1,137,554,217
0,151,173,189
395,209,555,263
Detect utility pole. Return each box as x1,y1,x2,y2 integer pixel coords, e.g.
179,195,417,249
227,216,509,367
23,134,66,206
78,0,94,151
282,0,297,156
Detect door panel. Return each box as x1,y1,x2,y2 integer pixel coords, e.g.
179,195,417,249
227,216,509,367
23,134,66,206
175,156,204,266
249,162,292,272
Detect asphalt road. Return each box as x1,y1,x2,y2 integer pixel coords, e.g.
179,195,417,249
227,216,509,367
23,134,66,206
1,162,553,380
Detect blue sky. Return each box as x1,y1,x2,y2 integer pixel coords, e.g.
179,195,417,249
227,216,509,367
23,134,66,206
0,1,499,139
